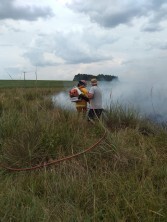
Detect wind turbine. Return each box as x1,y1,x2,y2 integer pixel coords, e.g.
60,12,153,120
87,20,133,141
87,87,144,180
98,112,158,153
22,70,36,81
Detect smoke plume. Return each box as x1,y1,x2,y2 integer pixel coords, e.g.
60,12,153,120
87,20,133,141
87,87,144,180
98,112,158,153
52,79,167,123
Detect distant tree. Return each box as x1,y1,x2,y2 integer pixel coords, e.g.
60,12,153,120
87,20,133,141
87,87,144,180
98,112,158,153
73,73,118,82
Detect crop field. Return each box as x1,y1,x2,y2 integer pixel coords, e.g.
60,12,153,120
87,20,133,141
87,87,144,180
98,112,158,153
0,82,166,221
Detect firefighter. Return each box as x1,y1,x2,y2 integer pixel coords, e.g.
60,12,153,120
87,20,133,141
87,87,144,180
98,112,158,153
75,80,89,117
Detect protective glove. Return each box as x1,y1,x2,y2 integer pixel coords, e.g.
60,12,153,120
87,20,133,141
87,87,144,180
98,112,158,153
78,93,89,102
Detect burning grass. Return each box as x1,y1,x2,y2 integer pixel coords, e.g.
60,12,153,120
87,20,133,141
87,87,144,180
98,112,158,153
0,87,167,221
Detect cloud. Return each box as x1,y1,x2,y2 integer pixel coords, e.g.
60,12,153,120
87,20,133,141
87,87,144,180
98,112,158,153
68,0,141,28
0,44,13,47
24,50,58,67
145,40,167,51
159,43,167,50
141,23,163,32
23,30,118,66
0,0,53,21
141,2,167,32
68,0,167,31
0,0,167,81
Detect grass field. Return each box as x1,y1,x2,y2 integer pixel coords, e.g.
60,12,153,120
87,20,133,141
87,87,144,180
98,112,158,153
0,82,166,221
0,80,74,89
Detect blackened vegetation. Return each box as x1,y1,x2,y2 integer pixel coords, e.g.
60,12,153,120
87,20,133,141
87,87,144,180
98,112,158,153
73,73,118,81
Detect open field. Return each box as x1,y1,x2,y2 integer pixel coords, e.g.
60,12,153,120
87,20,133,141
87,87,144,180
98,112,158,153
0,84,167,221
0,80,74,89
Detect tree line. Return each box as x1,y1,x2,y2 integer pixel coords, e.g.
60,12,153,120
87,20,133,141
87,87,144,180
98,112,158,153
73,73,118,81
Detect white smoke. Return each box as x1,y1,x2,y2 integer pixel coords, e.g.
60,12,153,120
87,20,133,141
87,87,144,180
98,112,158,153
52,90,75,110
52,79,167,123
99,80,167,123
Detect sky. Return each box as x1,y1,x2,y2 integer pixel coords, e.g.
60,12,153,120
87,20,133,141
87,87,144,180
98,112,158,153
0,0,167,81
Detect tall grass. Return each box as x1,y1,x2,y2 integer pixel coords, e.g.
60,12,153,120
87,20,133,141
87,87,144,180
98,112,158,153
0,88,166,221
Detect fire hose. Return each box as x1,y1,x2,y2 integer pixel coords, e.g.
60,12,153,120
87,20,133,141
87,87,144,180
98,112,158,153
0,130,107,172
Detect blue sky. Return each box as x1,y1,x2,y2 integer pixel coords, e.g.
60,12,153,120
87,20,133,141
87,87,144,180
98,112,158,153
0,0,167,81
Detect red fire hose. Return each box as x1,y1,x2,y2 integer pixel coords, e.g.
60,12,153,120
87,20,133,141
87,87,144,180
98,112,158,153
0,130,106,172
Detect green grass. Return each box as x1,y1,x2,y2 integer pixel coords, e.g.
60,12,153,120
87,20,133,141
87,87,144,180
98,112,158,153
0,87,166,221
0,80,74,88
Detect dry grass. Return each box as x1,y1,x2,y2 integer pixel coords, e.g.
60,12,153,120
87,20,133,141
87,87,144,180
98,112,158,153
0,88,166,221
